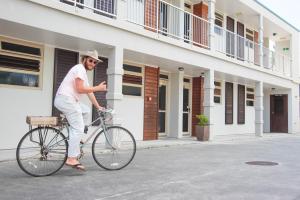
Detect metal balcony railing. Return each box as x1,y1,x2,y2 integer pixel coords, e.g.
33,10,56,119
59,0,117,18
126,0,210,48
52,0,293,77
214,25,292,77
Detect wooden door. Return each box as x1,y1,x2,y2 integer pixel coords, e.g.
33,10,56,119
225,82,233,124
52,48,78,117
192,77,204,136
270,95,288,133
144,66,159,140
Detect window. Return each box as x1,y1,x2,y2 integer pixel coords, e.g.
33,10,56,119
214,81,222,103
225,82,233,124
214,12,223,35
238,84,245,124
246,87,255,106
122,64,143,96
246,28,254,48
0,36,43,88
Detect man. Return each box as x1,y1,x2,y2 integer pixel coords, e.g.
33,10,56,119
54,50,106,171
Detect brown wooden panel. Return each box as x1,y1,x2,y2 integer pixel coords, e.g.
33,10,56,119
52,48,78,117
92,57,108,125
237,84,245,124
254,31,260,65
193,2,208,48
144,0,157,32
270,95,288,133
225,82,233,124
143,66,159,140
123,74,142,85
192,76,204,136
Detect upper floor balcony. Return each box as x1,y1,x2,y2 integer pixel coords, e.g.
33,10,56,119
43,0,294,78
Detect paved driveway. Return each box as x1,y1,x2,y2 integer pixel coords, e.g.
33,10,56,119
1,134,300,200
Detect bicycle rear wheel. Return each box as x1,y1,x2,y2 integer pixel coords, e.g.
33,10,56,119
92,126,136,170
16,127,68,177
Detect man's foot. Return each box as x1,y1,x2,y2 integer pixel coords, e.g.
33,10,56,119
65,157,86,171
65,162,86,171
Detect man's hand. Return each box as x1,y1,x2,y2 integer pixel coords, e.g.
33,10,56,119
94,81,107,92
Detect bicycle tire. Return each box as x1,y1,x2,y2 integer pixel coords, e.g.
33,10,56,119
92,126,136,170
16,127,68,177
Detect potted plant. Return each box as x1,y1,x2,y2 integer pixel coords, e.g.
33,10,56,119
195,114,209,141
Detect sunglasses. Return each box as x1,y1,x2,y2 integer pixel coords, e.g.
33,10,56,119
87,58,98,65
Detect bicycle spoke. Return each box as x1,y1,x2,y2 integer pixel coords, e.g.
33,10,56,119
17,127,67,177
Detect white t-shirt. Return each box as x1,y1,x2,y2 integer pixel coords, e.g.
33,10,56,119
57,64,90,101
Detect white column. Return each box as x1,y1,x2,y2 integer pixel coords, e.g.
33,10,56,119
259,14,264,67
204,69,214,140
208,0,216,51
255,81,264,136
169,70,184,138
288,85,299,134
106,46,124,125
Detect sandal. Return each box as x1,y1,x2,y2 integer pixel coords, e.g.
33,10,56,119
65,163,86,171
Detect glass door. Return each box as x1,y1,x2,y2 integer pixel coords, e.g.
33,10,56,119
159,79,168,137
182,79,191,135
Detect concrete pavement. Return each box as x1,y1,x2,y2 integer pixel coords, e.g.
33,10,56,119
1,133,300,200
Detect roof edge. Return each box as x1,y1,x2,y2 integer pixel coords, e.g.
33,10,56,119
254,0,300,32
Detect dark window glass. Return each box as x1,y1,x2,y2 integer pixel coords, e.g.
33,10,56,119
159,85,166,110
123,64,142,73
159,74,168,79
247,88,254,92
182,113,188,132
183,88,189,112
184,78,190,83
0,55,40,72
247,94,254,99
214,81,221,87
122,85,141,96
1,42,41,56
214,96,221,103
0,71,38,87
159,112,166,133
246,100,254,106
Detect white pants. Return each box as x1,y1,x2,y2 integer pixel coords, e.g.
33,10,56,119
54,95,89,157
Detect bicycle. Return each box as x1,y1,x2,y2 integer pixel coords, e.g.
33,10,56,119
16,109,136,177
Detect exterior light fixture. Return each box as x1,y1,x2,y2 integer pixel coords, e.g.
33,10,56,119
178,67,184,71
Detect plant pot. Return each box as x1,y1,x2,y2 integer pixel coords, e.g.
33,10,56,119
195,125,209,141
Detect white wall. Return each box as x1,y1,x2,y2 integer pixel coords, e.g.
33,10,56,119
0,45,55,149
118,96,144,140
213,81,255,136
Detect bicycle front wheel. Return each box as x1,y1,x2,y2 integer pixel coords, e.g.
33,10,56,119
16,127,68,177
92,126,136,170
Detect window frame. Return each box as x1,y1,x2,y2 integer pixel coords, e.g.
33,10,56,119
122,61,144,97
214,80,222,104
0,36,43,89
246,87,255,107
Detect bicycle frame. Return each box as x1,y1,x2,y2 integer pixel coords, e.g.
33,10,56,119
62,111,114,148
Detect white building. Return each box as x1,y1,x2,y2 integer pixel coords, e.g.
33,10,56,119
0,0,299,150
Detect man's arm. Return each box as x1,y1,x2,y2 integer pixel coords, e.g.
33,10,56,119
87,93,102,110
75,78,106,93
